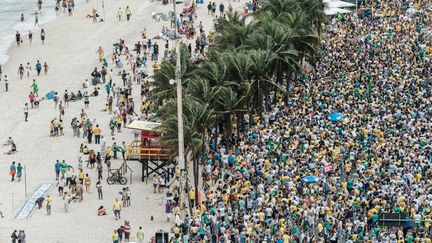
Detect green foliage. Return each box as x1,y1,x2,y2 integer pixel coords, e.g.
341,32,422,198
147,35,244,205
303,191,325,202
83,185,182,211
154,0,326,165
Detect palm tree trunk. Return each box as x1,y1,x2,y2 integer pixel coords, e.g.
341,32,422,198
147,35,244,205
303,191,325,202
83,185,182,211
183,148,192,214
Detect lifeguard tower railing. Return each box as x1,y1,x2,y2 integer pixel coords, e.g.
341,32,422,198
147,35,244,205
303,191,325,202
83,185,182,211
126,141,176,183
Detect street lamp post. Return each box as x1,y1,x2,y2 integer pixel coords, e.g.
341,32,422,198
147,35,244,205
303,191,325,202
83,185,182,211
156,0,188,214
171,0,188,213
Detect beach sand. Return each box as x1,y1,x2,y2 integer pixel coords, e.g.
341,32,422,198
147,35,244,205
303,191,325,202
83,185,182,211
0,0,242,241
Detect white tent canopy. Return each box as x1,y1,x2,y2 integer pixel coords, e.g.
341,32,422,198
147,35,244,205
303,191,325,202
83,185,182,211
325,0,355,8
325,7,353,15
324,0,355,15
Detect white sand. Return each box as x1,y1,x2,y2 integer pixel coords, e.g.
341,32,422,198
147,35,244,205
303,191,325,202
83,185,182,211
0,0,243,242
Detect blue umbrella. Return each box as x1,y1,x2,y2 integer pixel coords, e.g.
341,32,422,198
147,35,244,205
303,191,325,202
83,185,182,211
328,113,344,122
302,176,320,183
45,91,55,100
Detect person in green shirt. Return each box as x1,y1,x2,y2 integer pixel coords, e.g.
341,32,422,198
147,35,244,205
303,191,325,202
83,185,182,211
406,232,414,243
17,163,23,182
30,79,39,97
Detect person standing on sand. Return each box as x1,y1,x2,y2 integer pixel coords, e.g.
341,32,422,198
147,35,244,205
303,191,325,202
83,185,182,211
25,62,31,77
113,198,121,220
84,174,91,193
125,6,132,21
4,75,9,92
11,230,18,243
30,79,39,96
43,62,49,75
93,124,101,144
40,29,45,45
117,8,122,21
23,103,29,122
18,230,26,242
123,221,131,242
16,163,23,182
57,178,65,195
97,46,105,62
46,195,52,215
28,92,35,108
63,192,70,212
112,230,119,243
9,161,16,182
16,31,21,47
18,64,24,79
136,226,144,243
75,182,84,202
35,13,40,27
28,31,33,45
96,180,103,200
55,160,60,180
35,61,42,76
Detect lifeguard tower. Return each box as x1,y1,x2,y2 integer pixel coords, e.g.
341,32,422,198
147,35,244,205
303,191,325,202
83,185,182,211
126,120,176,182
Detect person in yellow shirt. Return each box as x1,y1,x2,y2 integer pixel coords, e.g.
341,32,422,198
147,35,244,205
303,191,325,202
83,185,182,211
189,188,196,207
258,211,265,222
78,169,85,183
113,198,121,220
112,230,119,243
116,116,122,132
282,233,290,243
93,124,102,144
46,195,52,215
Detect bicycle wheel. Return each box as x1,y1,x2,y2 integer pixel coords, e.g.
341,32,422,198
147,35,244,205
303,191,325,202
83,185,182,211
119,177,128,185
106,176,115,185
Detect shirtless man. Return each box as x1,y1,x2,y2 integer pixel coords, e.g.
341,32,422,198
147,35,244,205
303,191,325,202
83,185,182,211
75,182,84,202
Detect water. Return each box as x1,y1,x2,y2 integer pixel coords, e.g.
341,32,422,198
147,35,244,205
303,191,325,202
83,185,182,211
0,0,84,65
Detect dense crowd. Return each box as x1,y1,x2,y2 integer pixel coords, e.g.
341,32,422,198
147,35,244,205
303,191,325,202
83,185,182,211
167,1,432,242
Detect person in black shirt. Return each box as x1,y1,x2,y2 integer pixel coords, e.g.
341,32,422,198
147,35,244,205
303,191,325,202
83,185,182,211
153,43,159,61
121,70,127,86
135,42,141,55
18,64,24,79
16,31,21,47
91,67,101,85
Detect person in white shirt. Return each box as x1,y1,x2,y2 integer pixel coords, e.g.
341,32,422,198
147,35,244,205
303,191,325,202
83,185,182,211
23,103,29,121
25,63,31,77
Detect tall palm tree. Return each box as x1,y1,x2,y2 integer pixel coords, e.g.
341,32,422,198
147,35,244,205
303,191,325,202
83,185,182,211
214,86,249,137
151,45,195,106
157,97,215,212
212,16,255,51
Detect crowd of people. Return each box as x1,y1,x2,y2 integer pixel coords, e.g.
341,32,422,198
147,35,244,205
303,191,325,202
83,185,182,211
162,1,432,242
2,0,430,241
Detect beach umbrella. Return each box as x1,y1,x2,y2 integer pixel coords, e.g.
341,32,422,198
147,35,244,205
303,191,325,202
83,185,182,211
302,176,320,183
328,113,344,122
45,91,55,100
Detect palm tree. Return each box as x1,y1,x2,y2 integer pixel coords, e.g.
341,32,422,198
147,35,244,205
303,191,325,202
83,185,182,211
151,45,195,106
296,0,327,35
157,97,215,212
193,50,227,87
214,86,249,137
212,15,255,51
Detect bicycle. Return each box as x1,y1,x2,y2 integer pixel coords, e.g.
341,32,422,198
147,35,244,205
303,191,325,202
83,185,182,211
107,170,127,185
